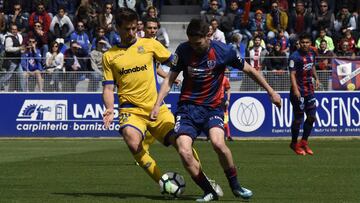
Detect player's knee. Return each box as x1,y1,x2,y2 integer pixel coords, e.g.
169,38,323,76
211,141,228,155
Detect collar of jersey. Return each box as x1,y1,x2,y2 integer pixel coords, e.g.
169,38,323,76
116,39,137,48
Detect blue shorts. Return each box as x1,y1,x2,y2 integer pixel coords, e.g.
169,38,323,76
174,103,224,139
290,93,317,117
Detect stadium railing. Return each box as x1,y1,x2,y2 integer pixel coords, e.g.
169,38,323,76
0,56,358,92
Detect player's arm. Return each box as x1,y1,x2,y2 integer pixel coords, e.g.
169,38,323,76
312,65,320,90
102,53,115,129
150,70,180,120
156,63,181,85
243,62,281,108
102,84,115,129
290,71,300,98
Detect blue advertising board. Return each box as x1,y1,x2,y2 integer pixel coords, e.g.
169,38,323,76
0,92,359,137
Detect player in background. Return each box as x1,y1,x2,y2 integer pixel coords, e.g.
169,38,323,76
150,19,281,201
289,33,320,155
221,75,233,141
102,8,222,196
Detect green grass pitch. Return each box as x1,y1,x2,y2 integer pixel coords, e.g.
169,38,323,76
0,139,359,203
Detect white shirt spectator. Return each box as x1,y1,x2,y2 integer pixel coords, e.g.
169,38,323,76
211,28,226,44
49,14,75,37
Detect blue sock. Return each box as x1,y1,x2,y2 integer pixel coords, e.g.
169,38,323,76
224,167,241,190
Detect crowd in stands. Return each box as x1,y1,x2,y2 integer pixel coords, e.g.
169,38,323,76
0,0,359,92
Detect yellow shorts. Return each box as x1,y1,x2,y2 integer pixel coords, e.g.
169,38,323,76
118,104,175,146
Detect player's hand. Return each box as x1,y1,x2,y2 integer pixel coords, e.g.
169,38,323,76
270,92,281,109
150,105,160,121
294,89,301,100
103,109,114,129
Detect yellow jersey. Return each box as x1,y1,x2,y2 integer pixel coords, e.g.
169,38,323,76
102,38,172,114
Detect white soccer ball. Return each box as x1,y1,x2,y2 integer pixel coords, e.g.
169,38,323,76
159,172,185,197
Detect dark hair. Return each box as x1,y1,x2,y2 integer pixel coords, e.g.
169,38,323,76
115,7,139,27
186,19,209,37
50,41,60,53
144,17,159,28
298,32,311,41
320,39,327,44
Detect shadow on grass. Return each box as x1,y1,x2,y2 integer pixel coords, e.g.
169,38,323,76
52,192,198,201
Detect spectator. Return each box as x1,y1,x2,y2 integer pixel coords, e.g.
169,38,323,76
0,12,5,33
28,2,52,33
143,6,158,20
247,31,266,50
88,38,106,92
289,0,312,13
90,27,111,51
28,22,49,62
70,21,90,54
98,3,115,43
75,0,99,38
312,1,335,40
49,6,74,40
209,18,226,43
22,36,43,92
315,27,335,51
201,0,223,24
155,21,170,48
220,0,243,39
6,3,28,34
0,24,26,92
277,0,289,12
117,0,136,11
63,40,88,92
288,0,313,42
248,0,269,15
317,39,334,70
333,6,357,40
246,35,268,71
313,0,335,17
269,28,290,56
52,0,80,20
336,40,356,58
342,29,356,52
317,39,334,90
249,10,266,35
266,1,289,40
290,39,301,54
265,42,288,91
233,11,252,44
201,0,226,16
45,41,64,92
229,33,246,58
136,19,145,38
3,0,32,17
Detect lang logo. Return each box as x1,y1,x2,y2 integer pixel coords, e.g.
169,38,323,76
230,97,265,132
17,100,68,121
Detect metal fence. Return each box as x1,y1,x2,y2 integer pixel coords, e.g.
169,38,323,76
0,56,357,92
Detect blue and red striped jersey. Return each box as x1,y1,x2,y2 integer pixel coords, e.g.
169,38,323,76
171,40,244,108
289,49,316,97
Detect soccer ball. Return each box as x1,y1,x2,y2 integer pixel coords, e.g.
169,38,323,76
159,172,185,197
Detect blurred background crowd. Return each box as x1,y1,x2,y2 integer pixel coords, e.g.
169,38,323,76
0,0,359,92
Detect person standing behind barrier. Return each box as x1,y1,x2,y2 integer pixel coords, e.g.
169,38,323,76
289,33,320,156
22,36,44,92
0,24,26,92
64,41,88,92
45,41,64,92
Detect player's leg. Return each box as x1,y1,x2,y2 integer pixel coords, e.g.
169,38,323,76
208,127,252,199
299,98,317,155
142,131,156,153
290,95,306,155
120,112,162,183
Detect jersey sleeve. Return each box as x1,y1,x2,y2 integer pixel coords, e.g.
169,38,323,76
152,39,172,64
288,54,296,72
170,46,184,73
102,52,115,86
225,46,244,70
